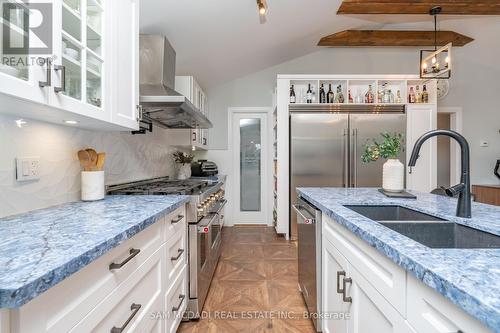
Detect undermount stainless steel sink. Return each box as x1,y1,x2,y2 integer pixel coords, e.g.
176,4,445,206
344,205,500,249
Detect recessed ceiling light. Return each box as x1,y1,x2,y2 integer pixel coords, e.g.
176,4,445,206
64,120,78,125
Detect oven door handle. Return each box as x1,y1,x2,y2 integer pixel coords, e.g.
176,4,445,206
197,213,217,232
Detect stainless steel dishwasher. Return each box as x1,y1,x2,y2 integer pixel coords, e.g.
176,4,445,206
293,197,322,332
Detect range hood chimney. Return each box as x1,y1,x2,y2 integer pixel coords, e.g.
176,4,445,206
139,35,212,129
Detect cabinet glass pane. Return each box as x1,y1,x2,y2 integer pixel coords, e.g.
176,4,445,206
0,3,28,80
86,0,102,56
62,0,82,41
240,118,261,212
86,51,101,107
62,38,82,100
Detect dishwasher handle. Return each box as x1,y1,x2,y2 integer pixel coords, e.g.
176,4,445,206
292,204,315,225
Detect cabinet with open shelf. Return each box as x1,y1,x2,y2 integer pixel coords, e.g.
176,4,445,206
275,75,438,239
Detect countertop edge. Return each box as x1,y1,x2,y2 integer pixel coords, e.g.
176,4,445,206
0,197,189,308
297,189,500,333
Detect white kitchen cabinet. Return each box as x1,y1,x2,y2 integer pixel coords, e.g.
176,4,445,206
322,237,350,333
0,0,139,131
322,214,493,333
174,75,209,150
406,104,437,192
407,274,493,333
6,205,187,333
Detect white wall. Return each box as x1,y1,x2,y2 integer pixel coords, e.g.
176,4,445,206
205,17,500,185
0,114,181,218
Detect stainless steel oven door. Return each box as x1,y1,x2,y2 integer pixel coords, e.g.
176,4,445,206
189,212,219,311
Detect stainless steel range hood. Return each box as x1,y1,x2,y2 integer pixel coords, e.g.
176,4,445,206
139,35,212,129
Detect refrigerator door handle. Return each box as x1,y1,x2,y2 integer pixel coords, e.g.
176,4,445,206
351,128,358,187
342,128,348,187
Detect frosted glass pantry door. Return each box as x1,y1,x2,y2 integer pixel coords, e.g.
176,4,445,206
231,112,269,225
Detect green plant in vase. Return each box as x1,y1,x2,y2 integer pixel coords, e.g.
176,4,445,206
173,150,194,180
362,132,405,192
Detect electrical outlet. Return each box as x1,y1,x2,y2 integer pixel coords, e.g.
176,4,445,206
16,157,40,182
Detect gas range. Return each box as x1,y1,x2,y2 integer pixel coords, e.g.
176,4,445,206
107,177,224,223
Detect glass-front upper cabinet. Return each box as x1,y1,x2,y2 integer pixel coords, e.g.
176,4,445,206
0,0,49,104
52,0,105,119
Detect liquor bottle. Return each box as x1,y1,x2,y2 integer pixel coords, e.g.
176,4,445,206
311,85,317,103
389,89,394,103
408,87,416,103
365,85,374,104
422,84,429,103
335,85,344,103
319,84,326,103
290,85,296,103
327,84,334,103
348,89,353,103
306,84,313,103
415,85,422,103
396,90,402,103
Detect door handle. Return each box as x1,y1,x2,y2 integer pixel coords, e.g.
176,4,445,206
109,248,141,270
342,277,353,303
352,128,358,187
172,294,186,312
171,215,184,224
342,128,348,187
171,248,185,261
336,270,346,293
110,303,141,333
53,65,66,93
38,57,52,87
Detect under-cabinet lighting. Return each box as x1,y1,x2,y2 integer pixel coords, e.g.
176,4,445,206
15,119,27,128
63,120,79,125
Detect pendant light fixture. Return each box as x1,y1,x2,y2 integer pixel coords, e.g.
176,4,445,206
257,0,268,24
420,6,452,79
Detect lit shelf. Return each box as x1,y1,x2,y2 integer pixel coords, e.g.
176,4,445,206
87,67,101,78
62,54,81,70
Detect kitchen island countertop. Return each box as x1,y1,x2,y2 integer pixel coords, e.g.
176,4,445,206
0,195,189,308
297,187,500,333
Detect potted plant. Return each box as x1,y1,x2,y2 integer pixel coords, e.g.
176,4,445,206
362,132,405,192
173,151,194,180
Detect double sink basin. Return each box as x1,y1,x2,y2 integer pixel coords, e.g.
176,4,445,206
344,205,500,249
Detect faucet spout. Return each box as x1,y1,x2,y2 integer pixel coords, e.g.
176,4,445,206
408,129,472,218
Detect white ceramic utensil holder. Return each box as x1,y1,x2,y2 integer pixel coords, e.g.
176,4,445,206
81,171,105,201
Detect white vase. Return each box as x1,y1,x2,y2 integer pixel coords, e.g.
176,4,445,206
177,163,192,180
382,159,404,193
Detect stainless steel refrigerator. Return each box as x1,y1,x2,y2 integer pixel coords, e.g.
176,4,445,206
291,107,406,332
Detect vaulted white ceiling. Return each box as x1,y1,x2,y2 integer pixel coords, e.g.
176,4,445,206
139,0,482,89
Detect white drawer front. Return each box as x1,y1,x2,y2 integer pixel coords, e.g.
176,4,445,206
70,246,165,333
12,222,163,333
164,206,186,240
323,215,406,316
407,274,493,333
165,266,187,333
166,226,187,285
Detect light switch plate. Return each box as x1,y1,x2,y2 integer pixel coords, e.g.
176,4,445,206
16,157,40,182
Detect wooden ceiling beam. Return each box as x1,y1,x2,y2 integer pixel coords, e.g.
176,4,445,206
337,1,500,15
317,30,474,47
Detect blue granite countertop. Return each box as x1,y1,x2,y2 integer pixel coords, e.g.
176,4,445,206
297,188,500,333
0,195,188,308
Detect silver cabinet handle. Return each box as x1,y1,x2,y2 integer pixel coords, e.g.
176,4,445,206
109,248,141,270
53,65,66,93
336,271,346,294
171,248,184,261
342,277,352,303
171,215,184,224
111,303,141,333
172,294,186,312
38,57,52,87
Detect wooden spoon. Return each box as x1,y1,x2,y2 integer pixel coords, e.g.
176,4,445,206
86,148,98,171
77,150,91,171
96,152,106,171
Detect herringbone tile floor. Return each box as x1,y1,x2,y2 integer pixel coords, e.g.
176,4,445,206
178,226,316,333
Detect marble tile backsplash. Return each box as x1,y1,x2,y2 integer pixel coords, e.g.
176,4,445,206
0,114,180,218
